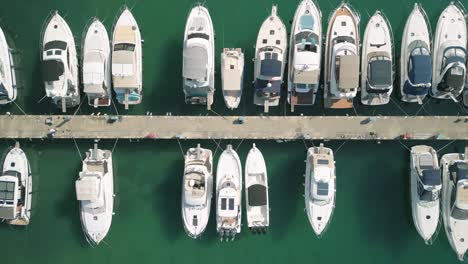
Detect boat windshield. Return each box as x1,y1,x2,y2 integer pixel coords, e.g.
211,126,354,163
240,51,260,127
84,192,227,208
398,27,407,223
42,60,65,82
188,33,209,40
294,31,318,53
366,56,392,93
438,47,466,92
114,43,135,52
44,40,67,51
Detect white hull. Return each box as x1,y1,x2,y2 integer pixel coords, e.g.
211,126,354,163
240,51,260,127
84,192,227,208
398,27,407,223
0,25,16,104
245,143,269,233
360,11,393,105
221,48,244,109
431,3,467,101
82,19,111,107
400,4,432,103
216,145,242,241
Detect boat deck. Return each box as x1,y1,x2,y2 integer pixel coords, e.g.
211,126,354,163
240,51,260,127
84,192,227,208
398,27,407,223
0,115,467,140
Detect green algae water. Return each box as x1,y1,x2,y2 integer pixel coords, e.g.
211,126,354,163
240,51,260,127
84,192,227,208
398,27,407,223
0,0,467,263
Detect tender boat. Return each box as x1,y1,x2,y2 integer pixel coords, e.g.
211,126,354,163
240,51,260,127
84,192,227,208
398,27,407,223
253,5,287,113
410,145,441,244
41,11,79,112
431,3,467,102
400,3,432,104
0,25,17,105
441,147,468,261
221,48,244,109
287,0,321,112
0,142,32,225
111,7,142,109
182,5,215,110
324,3,360,109
361,11,393,105
181,144,213,238
75,143,114,246
82,18,111,108
216,145,242,241
305,143,335,236
245,143,269,233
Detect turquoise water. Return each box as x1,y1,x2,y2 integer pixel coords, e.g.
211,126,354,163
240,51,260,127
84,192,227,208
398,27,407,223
0,0,466,263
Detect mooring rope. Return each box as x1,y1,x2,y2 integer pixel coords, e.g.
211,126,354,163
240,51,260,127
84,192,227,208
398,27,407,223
212,139,223,157
72,137,83,161
111,138,119,153
176,138,185,158
71,94,87,118
390,96,409,116
414,97,432,116
397,140,411,152
301,139,308,150
111,97,120,116
12,100,27,115
235,138,244,152
334,140,348,154
437,140,457,153
36,95,47,104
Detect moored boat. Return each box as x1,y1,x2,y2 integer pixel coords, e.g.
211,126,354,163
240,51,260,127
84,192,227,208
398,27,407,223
221,48,244,109
0,25,17,105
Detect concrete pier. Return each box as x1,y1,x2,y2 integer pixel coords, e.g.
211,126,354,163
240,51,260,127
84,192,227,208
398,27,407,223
0,115,467,140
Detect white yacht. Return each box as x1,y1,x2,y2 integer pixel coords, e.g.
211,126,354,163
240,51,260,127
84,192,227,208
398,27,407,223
82,18,111,108
287,0,321,112
221,48,244,110
324,3,360,109
75,143,114,246
182,5,215,110
400,3,432,104
361,11,393,105
41,12,79,112
441,147,468,261
216,145,242,241
0,25,17,105
253,5,287,113
431,3,467,102
0,142,32,225
245,143,269,233
111,7,142,109
410,145,441,244
181,144,213,238
305,143,335,236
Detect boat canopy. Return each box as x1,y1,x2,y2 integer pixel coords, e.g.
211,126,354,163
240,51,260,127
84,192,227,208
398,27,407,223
184,170,206,206
0,180,16,219
260,53,282,77
338,55,359,90
183,46,208,81
367,55,392,93
76,176,100,201
247,183,267,206
437,47,466,92
421,169,441,186
42,60,65,82
254,79,281,93
222,55,242,91
44,40,67,51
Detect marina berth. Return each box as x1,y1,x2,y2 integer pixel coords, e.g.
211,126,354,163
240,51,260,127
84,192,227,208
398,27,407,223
253,5,287,113
82,18,112,108
40,11,79,112
221,48,244,110
182,5,215,110
0,25,17,105
400,3,432,104
111,7,143,109
287,0,322,112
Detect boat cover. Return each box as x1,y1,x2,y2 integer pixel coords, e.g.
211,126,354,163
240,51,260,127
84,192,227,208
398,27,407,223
247,184,267,206
260,58,282,77
403,55,432,95
254,79,281,93
42,60,64,82
422,169,441,186
183,46,208,80
338,55,359,90
368,60,392,87
75,176,99,201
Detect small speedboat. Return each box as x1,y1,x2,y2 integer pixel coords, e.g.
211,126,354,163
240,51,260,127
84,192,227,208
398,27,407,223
75,143,114,246
221,48,244,109
0,142,32,225
41,11,79,112
400,3,432,104
431,3,467,102
410,145,441,244
111,7,142,109
305,143,335,236
441,147,468,261
182,5,215,110
82,18,111,108
0,25,17,105
361,11,393,105
245,143,269,233
216,145,242,241
181,144,213,238
253,5,287,113
287,0,321,111
324,3,360,109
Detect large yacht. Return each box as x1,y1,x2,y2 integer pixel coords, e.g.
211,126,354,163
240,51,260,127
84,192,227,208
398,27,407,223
221,48,244,110
216,145,242,241
181,144,213,238
305,143,336,236
361,11,393,105
82,18,111,108
0,25,17,105
75,143,114,246
324,3,360,109
182,5,215,110
0,142,32,225
400,3,432,104
41,12,79,112
245,143,269,233
111,7,142,109
287,0,321,111
410,145,441,244
441,147,468,260
253,5,287,113
431,3,467,102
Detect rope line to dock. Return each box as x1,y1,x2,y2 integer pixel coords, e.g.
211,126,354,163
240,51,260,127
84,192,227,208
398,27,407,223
396,140,411,152
176,138,185,158
437,140,457,153
456,101,468,115
390,97,409,116
111,97,120,116
235,138,244,152
111,138,119,153
72,137,83,161
212,139,223,157
209,109,226,120
71,94,87,118
414,98,432,116
334,140,348,154
12,101,27,115
352,104,359,116
36,95,47,104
